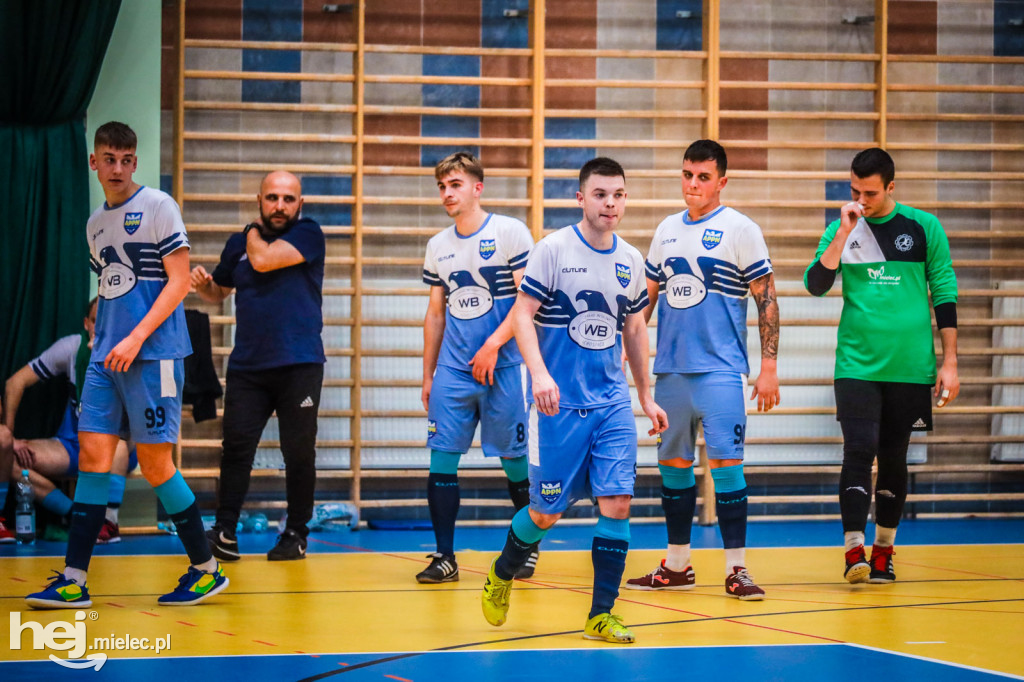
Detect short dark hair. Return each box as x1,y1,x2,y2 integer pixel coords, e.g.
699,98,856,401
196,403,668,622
579,157,626,190
94,121,137,151
85,297,98,317
851,147,895,186
684,139,727,176
435,151,484,183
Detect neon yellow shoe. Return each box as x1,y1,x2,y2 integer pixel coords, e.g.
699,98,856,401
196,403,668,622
481,559,513,626
583,613,635,643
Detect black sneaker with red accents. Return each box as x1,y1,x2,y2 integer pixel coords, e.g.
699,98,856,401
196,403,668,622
868,544,895,583
844,545,870,584
625,560,696,591
725,566,765,600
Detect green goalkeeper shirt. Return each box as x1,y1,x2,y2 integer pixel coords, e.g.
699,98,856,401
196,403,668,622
804,202,958,384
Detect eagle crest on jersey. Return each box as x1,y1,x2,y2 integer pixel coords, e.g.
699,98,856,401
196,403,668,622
479,238,496,260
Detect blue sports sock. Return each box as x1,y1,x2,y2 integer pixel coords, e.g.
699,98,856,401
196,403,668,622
712,465,748,550
42,489,74,517
170,500,214,566
107,474,127,507
659,464,697,546
65,472,111,571
495,508,548,580
590,516,630,619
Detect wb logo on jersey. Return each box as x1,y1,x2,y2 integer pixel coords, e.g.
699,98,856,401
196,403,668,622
479,239,496,260
615,263,631,288
427,420,437,439
701,229,723,250
123,213,143,235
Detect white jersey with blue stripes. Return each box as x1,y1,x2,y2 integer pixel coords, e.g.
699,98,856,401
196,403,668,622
646,206,772,375
88,186,192,361
423,213,533,370
520,225,648,409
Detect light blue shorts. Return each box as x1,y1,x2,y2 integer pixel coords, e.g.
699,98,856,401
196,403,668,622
656,372,747,461
528,401,637,514
78,360,184,445
426,364,528,457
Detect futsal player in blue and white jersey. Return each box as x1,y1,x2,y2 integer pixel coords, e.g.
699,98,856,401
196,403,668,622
625,139,779,600
26,121,228,609
481,157,669,643
418,152,536,583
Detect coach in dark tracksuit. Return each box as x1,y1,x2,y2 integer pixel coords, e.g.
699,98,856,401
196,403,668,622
190,170,325,562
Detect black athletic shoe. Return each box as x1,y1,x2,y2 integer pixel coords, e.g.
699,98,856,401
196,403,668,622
514,548,540,580
868,544,896,583
267,529,307,561
415,553,459,583
206,525,241,562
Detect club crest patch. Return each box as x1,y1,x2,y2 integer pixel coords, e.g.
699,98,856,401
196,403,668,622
615,263,631,288
701,229,723,250
479,239,496,260
895,234,913,252
427,420,437,438
124,212,143,235
540,481,563,503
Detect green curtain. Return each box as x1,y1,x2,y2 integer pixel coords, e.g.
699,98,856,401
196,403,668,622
0,0,121,437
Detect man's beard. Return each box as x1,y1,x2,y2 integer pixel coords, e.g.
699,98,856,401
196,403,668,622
259,211,299,236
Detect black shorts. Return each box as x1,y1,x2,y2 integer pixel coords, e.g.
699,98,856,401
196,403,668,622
834,378,933,432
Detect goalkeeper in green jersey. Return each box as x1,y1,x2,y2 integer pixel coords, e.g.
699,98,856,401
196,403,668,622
804,147,958,585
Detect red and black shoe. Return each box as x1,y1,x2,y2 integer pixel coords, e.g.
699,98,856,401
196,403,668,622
868,544,896,584
844,545,870,584
0,516,15,544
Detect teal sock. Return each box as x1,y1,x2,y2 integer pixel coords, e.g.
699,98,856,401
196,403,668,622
154,471,196,515
107,474,126,506
42,489,74,517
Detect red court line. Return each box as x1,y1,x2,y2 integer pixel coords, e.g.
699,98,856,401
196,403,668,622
9,577,26,582
107,602,125,608
384,676,412,682
139,611,160,617
177,621,197,627
253,640,277,647
215,630,235,636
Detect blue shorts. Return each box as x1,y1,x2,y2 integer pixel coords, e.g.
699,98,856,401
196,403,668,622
427,364,528,457
78,360,184,445
528,401,637,514
55,403,80,473
656,372,747,462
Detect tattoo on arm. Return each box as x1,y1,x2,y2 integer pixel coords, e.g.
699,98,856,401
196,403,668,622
750,273,779,360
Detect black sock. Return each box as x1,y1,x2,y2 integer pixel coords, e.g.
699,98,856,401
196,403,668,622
495,526,534,580
171,501,214,566
65,502,106,572
506,478,530,511
662,484,697,545
590,537,628,619
427,473,459,557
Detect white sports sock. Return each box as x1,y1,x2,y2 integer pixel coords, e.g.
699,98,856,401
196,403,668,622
193,557,218,573
725,547,746,574
844,531,865,552
664,544,691,572
64,567,87,586
105,507,119,524
874,524,897,548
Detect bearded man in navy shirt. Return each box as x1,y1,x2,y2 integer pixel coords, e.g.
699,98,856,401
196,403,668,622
191,171,325,562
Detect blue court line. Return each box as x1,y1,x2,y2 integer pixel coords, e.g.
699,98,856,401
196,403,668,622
3,643,1019,682
3,518,1021,559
